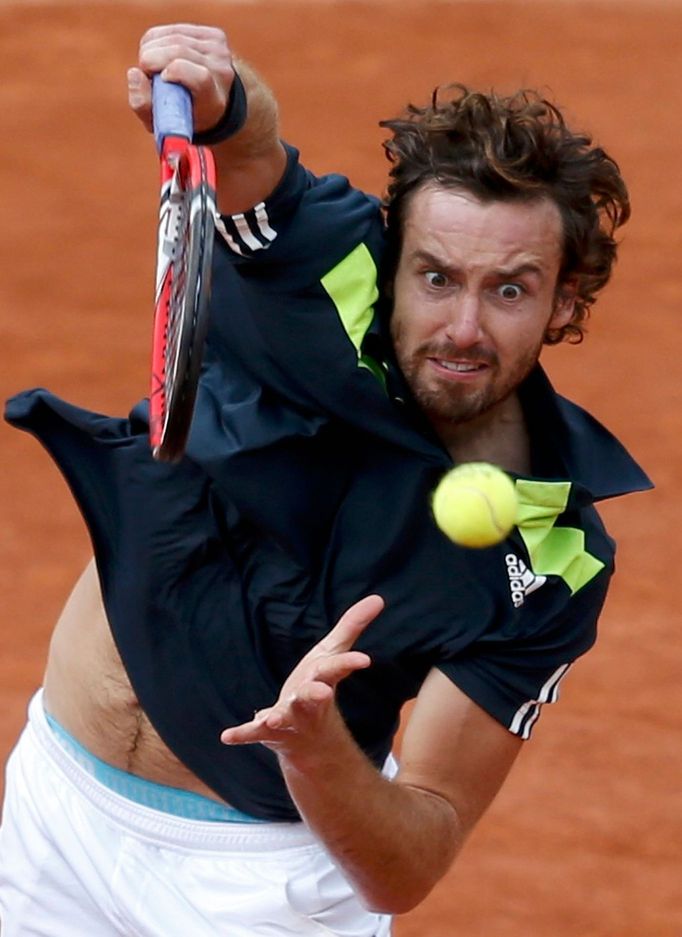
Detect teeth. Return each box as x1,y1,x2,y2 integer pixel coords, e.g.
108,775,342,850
437,360,482,372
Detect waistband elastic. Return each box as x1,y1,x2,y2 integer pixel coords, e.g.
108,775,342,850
43,708,264,824
28,690,312,851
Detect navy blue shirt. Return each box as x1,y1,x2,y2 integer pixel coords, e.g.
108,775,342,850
5,145,652,820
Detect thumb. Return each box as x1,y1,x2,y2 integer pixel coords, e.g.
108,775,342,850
127,67,152,131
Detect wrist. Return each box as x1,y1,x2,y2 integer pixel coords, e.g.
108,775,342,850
193,72,247,145
275,706,354,775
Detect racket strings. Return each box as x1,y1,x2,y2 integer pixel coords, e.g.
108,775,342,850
151,143,216,461
164,172,192,406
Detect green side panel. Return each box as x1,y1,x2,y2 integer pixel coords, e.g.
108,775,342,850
515,479,605,594
321,243,381,378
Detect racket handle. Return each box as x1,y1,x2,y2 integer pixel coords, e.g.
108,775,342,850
152,76,193,150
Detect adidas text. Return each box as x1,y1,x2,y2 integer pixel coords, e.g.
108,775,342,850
505,553,547,608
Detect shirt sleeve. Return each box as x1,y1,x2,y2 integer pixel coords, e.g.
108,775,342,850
437,568,610,739
214,142,385,279
202,143,392,416
213,144,309,261
186,144,441,522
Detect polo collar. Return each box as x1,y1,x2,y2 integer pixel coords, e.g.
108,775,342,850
518,366,653,504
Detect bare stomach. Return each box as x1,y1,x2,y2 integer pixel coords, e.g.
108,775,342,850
43,558,225,803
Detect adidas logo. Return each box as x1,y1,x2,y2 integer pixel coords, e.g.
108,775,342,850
505,554,547,608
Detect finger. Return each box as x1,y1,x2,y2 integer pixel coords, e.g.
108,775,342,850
220,712,297,744
159,57,231,96
321,594,385,653
141,36,228,64
138,26,232,72
310,650,372,689
141,58,234,132
170,66,231,133
288,681,334,715
139,43,221,75
220,707,274,745
261,682,334,731
221,680,335,743
127,67,152,131
220,725,264,745
141,24,229,46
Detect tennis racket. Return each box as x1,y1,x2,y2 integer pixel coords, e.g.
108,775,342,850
149,76,217,462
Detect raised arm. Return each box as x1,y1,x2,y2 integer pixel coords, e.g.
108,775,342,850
128,23,287,214
221,596,522,914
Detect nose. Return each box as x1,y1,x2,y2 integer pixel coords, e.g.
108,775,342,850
443,292,484,349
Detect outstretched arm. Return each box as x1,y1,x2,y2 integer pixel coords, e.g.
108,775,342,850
222,596,522,914
128,23,287,214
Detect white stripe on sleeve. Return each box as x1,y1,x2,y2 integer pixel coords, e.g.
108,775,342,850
233,213,266,252
214,215,245,256
509,663,572,739
253,202,278,242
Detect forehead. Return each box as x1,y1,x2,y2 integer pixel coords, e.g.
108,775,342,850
401,183,564,271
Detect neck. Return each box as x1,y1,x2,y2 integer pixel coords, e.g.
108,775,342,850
433,393,531,474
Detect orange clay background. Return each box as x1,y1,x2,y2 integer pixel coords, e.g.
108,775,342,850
0,2,680,934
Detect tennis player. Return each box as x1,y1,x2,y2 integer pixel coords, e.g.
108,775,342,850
0,23,651,936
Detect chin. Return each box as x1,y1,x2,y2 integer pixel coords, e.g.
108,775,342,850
417,386,493,427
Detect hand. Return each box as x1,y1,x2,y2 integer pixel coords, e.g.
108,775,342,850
127,23,236,135
220,595,384,756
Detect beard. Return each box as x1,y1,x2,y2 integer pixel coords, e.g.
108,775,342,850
397,339,543,428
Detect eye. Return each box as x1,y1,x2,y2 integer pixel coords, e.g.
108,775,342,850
424,270,449,288
497,283,524,301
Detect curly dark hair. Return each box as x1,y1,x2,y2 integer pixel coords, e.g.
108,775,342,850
380,85,630,343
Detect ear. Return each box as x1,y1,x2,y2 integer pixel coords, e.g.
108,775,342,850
549,279,578,330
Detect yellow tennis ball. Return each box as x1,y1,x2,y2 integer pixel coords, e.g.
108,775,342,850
432,462,518,548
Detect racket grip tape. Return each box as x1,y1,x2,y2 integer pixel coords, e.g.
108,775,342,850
152,76,193,150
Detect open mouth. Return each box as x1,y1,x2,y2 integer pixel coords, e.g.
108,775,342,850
431,358,488,374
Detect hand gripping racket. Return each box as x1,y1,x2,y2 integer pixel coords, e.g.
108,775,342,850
149,77,217,462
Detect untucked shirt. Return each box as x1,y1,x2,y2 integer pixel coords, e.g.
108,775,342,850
5,146,652,820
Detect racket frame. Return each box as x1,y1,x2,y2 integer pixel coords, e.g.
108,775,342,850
148,79,217,463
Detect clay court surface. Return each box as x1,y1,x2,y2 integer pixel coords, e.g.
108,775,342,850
1,1,680,934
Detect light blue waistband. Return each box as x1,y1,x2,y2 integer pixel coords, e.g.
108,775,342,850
44,710,265,824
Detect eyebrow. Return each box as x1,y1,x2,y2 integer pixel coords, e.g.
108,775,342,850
410,250,546,280
494,263,545,280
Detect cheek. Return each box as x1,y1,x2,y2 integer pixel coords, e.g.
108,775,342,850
391,286,445,349
492,313,547,363
390,318,419,372
388,305,403,346
391,310,433,357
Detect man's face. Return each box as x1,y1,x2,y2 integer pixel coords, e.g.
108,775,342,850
390,184,575,434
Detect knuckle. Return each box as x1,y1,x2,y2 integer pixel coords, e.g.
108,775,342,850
164,43,189,62
212,61,235,88
194,69,216,93
139,27,159,46
207,26,228,44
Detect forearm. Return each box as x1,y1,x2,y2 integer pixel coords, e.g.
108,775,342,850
222,598,468,912
278,709,463,914
210,59,287,215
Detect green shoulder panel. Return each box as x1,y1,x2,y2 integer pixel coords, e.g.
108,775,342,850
515,479,605,594
320,243,384,382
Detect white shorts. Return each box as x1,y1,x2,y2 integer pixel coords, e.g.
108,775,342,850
0,692,392,937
